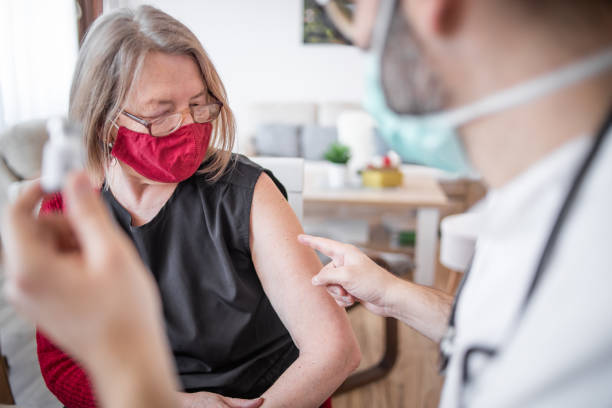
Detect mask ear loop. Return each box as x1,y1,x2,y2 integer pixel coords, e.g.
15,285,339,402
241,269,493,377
103,119,120,190
108,120,119,163
369,0,396,54
109,120,119,148
428,47,612,128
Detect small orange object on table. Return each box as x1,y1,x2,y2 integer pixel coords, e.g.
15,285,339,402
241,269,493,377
362,150,404,188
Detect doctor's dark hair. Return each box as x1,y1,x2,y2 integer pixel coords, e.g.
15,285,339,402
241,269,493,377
69,5,235,185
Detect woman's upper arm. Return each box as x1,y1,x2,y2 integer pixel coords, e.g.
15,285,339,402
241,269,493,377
249,172,356,353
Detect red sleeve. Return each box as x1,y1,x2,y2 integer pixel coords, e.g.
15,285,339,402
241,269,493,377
39,192,65,215
37,193,98,408
36,332,97,408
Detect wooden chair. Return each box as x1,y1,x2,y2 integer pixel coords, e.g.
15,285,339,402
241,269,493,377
249,157,304,223
440,212,482,294
0,342,15,405
439,212,481,293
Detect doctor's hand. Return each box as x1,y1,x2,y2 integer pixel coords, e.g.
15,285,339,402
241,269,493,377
1,172,179,408
298,234,402,317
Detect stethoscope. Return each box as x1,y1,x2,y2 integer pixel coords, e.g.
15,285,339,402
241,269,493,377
438,106,612,407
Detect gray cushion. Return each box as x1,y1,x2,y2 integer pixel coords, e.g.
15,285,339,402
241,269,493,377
300,125,338,161
254,124,300,157
0,119,48,179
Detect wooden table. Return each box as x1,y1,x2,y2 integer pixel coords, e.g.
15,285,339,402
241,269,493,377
304,175,448,286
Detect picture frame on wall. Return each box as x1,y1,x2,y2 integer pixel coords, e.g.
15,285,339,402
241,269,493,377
303,0,354,45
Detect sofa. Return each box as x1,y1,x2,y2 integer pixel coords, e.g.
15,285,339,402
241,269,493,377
0,119,62,407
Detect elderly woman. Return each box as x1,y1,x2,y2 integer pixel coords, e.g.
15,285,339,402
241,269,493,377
36,5,360,408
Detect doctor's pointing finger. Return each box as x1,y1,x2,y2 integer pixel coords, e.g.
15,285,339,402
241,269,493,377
298,234,407,316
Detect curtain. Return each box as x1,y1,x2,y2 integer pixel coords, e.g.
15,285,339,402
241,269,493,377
0,85,6,132
0,0,78,130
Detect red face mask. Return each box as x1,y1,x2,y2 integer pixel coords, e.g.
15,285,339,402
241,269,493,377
111,122,212,183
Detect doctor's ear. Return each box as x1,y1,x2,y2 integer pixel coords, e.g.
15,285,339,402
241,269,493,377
401,0,464,38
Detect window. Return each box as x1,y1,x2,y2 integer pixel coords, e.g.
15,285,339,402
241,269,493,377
0,0,78,131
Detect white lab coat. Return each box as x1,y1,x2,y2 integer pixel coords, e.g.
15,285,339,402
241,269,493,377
439,129,612,408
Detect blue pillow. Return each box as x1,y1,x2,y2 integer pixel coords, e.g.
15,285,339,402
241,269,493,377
300,125,338,160
254,124,301,157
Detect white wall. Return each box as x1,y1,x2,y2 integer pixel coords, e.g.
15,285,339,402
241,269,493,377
132,0,367,151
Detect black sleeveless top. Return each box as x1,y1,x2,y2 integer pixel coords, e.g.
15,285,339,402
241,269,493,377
101,154,298,398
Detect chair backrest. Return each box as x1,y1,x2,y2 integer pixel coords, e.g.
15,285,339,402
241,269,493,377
439,212,481,272
249,157,304,223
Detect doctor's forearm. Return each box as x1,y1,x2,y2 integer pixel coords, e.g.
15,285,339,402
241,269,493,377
386,280,453,343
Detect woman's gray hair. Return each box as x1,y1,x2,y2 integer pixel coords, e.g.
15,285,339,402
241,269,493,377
69,5,235,185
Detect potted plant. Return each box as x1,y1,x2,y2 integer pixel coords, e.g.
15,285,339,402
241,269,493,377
324,142,351,188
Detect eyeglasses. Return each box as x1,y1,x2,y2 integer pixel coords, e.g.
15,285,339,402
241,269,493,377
121,91,223,137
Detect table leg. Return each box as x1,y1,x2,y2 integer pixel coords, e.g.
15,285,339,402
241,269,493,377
415,207,439,286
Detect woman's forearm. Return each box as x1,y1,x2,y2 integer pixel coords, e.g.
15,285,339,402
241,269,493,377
261,348,358,408
387,279,454,343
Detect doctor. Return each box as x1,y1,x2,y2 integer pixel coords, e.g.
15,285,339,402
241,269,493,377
300,0,612,406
